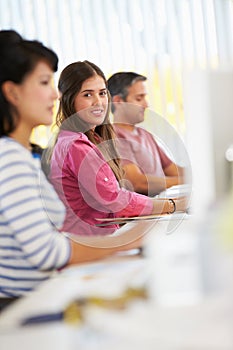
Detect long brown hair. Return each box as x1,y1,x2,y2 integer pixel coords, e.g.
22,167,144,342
54,60,123,182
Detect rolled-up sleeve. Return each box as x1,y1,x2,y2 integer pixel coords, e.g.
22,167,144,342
67,139,153,218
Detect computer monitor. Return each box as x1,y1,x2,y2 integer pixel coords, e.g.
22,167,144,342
183,69,233,214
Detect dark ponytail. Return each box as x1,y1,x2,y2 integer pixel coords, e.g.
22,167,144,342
0,29,58,137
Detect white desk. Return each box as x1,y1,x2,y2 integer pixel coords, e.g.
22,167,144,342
0,254,233,350
1,217,233,350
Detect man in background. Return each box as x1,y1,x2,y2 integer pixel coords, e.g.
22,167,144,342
107,72,186,197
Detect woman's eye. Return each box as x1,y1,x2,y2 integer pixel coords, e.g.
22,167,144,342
100,90,107,96
41,81,49,85
84,93,92,97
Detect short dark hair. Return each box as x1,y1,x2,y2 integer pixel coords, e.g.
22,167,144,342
0,29,58,137
107,72,147,112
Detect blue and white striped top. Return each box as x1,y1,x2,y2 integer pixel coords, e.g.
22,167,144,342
0,137,71,298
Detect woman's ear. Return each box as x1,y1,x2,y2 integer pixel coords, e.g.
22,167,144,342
2,81,19,105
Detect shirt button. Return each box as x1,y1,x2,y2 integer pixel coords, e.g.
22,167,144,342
104,177,108,182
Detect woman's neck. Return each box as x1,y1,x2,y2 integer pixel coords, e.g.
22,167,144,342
9,125,32,151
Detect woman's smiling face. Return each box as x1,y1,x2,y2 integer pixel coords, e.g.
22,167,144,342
74,75,108,129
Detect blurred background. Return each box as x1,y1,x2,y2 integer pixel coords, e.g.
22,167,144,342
1,2,233,347
1,0,233,211
1,0,233,218
0,1,232,134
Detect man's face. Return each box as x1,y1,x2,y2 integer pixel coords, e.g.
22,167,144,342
122,80,149,125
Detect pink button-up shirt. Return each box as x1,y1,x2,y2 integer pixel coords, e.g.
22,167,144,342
49,130,153,236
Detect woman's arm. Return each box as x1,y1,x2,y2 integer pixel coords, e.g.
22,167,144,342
0,146,70,270
67,235,143,265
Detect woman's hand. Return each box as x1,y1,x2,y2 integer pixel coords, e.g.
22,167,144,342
152,196,190,215
173,196,190,212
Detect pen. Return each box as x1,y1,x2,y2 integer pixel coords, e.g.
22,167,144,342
21,312,63,325
20,302,83,326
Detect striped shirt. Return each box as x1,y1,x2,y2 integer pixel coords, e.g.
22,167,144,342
0,137,71,298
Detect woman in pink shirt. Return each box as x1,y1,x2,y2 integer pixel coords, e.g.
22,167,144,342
48,61,187,236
